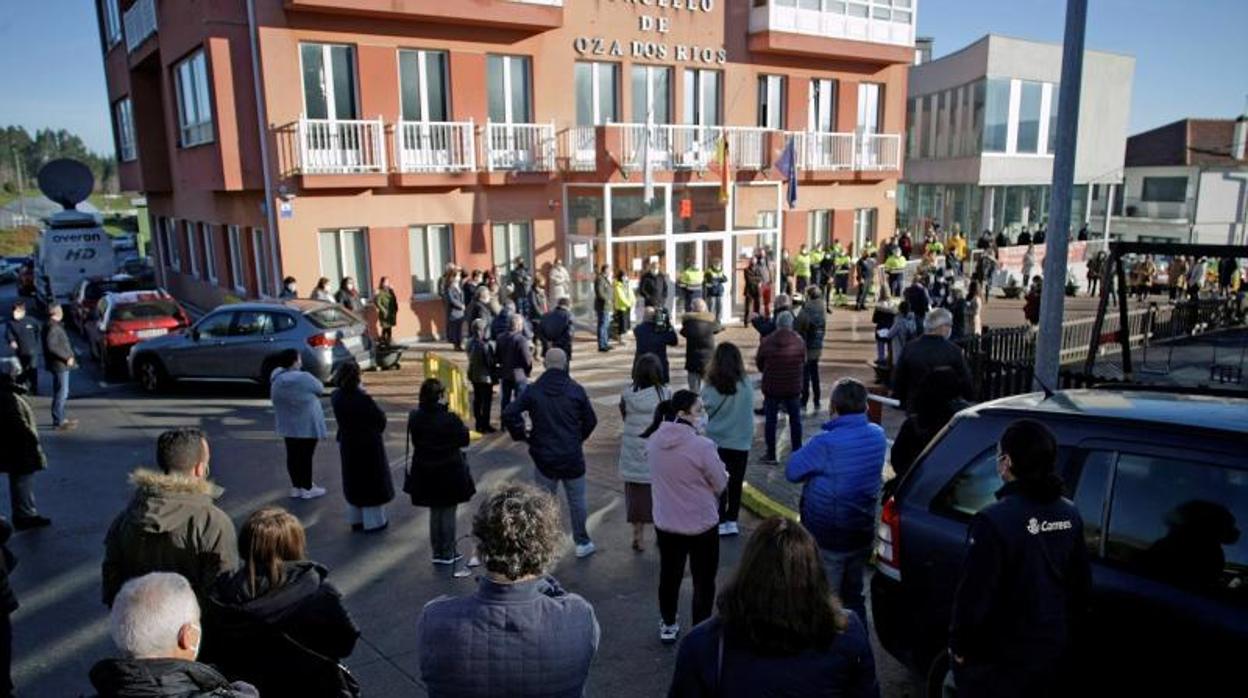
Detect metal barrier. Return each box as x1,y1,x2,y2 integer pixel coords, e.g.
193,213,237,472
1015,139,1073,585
562,126,598,172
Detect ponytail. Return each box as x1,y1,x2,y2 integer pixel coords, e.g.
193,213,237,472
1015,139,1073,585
640,390,700,439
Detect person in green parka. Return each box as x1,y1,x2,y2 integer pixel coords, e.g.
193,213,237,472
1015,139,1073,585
375,276,399,346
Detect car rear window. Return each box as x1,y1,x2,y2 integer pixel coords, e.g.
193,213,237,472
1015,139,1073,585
305,307,360,330
113,301,180,322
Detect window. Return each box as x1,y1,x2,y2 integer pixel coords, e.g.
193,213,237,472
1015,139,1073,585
934,90,949,158
757,75,786,129
491,221,533,276
488,55,532,123
631,65,673,124
201,223,217,283
982,78,1010,153
1071,451,1114,555
1105,453,1247,599
252,228,272,296
1141,177,1188,203
935,448,1002,517
970,80,986,155
683,69,722,126
227,225,245,293
1047,83,1060,154
101,0,121,48
854,208,878,250
906,97,920,158
114,98,136,162
409,224,453,296
808,210,832,248
808,78,836,132
174,50,214,147
196,312,234,339
184,221,200,276
301,44,358,120
857,83,882,135
159,217,180,270
231,310,274,337
1017,80,1043,154
398,49,449,122
318,229,371,295
574,62,620,127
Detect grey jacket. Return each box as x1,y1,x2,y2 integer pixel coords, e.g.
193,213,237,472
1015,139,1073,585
418,576,599,698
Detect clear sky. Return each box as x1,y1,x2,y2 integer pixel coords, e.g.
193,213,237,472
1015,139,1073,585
0,0,1245,155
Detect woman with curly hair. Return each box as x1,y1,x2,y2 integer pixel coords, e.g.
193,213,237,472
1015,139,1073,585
416,484,600,697
668,517,879,697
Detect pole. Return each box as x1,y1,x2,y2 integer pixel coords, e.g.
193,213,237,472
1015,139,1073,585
1034,0,1087,393
13,149,27,223
1101,183,1114,247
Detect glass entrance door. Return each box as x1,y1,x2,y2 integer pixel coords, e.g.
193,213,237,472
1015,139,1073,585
565,236,602,327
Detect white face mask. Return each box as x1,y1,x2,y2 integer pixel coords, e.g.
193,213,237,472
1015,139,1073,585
695,413,709,433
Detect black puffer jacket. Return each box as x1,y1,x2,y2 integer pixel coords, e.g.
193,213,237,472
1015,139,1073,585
89,658,258,697
406,405,473,507
202,561,359,698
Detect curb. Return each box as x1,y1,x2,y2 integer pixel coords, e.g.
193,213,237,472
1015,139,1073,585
740,481,798,522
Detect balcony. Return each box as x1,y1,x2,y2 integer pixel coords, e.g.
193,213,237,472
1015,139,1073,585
295,118,387,175
749,0,916,65
485,121,556,172
856,133,902,171
283,0,563,31
787,132,900,172
397,120,476,173
123,0,158,54
610,125,772,172
561,126,598,173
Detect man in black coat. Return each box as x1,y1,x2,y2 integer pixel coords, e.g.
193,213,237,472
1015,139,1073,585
495,315,534,413
501,349,599,558
593,265,613,352
638,261,671,311
538,298,574,362
508,259,533,316
42,305,77,431
4,301,40,395
632,307,679,384
679,299,722,393
0,361,50,530
950,420,1090,698
892,308,972,411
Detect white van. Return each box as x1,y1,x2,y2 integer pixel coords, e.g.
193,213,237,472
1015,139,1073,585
37,210,116,305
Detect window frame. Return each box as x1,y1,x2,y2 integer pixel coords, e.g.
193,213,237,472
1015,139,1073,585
408,224,455,299
807,209,832,248
574,61,621,127
114,97,136,162
201,222,218,284
491,221,535,277
397,48,451,123
174,49,215,148
101,0,122,49
184,220,200,277
487,54,533,124
227,225,246,294
808,78,837,133
683,68,723,127
757,74,787,130
631,65,673,125
318,228,373,297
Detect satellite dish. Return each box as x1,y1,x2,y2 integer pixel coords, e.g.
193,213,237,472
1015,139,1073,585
37,159,95,211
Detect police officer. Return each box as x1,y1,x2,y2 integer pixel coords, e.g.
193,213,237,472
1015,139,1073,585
950,419,1091,698
4,301,40,395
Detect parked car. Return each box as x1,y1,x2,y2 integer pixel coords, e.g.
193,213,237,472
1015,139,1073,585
67,274,156,333
85,289,191,375
118,256,157,285
127,299,374,392
871,388,1247,697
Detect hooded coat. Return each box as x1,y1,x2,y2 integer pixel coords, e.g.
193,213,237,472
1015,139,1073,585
0,377,45,476
646,420,728,536
269,368,326,439
101,469,238,606
89,658,258,698
617,384,670,483
202,561,360,698
501,369,597,480
331,384,395,507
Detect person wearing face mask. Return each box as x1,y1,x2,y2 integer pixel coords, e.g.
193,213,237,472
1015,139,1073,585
279,276,299,300
269,349,328,500
374,276,399,347
91,572,259,698
335,277,365,313
643,390,728,645
4,300,40,395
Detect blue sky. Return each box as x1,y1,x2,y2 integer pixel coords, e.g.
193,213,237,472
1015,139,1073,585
0,0,1244,155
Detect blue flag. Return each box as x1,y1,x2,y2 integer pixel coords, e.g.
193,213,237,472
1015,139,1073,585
776,136,798,209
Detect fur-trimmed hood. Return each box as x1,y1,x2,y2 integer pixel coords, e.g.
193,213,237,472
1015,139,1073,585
124,468,225,535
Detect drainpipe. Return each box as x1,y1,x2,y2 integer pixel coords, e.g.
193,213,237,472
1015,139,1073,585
247,0,281,297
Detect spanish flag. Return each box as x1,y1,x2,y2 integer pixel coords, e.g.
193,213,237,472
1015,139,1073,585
714,129,730,205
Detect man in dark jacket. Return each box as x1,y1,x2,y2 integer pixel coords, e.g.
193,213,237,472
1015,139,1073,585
785,379,887,623
102,429,238,606
703,259,728,321
593,264,613,352
509,259,533,317
756,312,806,464
892,308,973,411
639,261,671,311
466,286,495,338
950,420,1091,698
502,350,599,558
750,294,792,340
538,298,574,362
495,315,534,413
633,307,679,384
795,288,827,412
679,299,721,393
42,304,76,430
4,301,40,395
903,277,931,325
743,257,763,326
90,572,259,698
0,361,51,530
466,319,498,433
418,484,600,696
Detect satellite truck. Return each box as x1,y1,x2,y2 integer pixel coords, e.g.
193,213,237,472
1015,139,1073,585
33,159,115,312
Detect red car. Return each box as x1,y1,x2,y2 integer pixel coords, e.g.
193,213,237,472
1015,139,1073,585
68,274,156,334
86,290,191,375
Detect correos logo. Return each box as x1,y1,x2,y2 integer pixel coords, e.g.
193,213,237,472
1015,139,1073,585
1027,517,1072,535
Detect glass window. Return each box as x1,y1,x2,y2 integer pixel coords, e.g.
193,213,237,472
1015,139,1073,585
409,224,453,296
398,49,449,122
934,448,1001,517
854,207,878,250
683,69,722,126
252,228,271,296
102,0,122,47
611,186,667,238
574,61,619,126
318,229,371,294
491,222,534,276
201,223,217,282
1071,450,1113,555
808,210,832,248
175,50,214,147
231,311,274,337
982,78,1010,153
164,218,181,269
301,44,357,121
971,80,986,154
935,91,948,158
1047,83,1060,154
670,186,725,234
1141,177,1188,203
757,75,786,129
1106,453,1247,600
184,221,199,276
906,97,919,159
488,55,532,123
631,65,672,124
115,98,136,162
1017,80,1043,154
196,312,234,339
227,226,244,292
809,79,836,132
568,187,607,238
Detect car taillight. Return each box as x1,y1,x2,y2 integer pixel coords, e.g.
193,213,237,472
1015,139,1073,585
876,496,902,581
307,332,337,349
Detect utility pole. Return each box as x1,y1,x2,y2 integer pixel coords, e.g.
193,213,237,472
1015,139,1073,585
1034,0,1087,393
12,148,27,223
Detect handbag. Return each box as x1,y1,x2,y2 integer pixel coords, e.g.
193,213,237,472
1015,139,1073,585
280,631,360,698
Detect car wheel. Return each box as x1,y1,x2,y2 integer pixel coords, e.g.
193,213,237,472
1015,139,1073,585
134,356,166,393
925,650,954,698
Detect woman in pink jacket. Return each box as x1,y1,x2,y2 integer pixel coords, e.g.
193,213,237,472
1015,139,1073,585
643,390,728,646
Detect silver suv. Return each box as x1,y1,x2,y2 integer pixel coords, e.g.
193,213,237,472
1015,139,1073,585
127,300,374,392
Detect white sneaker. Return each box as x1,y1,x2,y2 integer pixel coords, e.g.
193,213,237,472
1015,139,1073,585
432,554,464,566
575,542,597,559
301,485,327,500
659,621,681,644
718,522,739,536
466,556,481,568
289,488,305,499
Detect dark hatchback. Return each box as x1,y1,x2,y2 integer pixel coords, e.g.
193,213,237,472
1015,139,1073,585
871,389,1247,696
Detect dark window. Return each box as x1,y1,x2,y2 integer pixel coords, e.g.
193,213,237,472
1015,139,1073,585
232,311,274,336
197,312,233,339
306,307,357,330
273,313,298,332
1071,450,1114,556
1140,177,1187,203
1106,453,1247,602
934,447,1000,518
113,301,180,322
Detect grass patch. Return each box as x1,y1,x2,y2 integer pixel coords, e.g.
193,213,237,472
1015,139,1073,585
0,226,40,256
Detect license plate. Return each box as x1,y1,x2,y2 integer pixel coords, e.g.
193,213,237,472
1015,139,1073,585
344,335,363,351
136,328,167,339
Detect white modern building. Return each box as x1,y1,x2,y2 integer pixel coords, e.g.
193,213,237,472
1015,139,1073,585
898,34,1135,239
1089,116,1248,245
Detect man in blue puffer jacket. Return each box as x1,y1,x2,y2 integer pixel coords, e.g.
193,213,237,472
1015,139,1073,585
785,377,887,623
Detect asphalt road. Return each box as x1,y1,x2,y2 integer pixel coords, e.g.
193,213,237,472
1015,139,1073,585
0,281,922,697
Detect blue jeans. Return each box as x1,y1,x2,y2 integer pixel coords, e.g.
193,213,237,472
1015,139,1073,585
51,369,70,426
707,294,723,322
533,471,591,545
595,307,610,350
821,545,871,624
763,395,802,459
500,377,528,413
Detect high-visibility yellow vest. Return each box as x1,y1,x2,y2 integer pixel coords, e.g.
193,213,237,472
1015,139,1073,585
811,249,825,266
884,254,907,272
613,281,634,311
679,267,704,286
794,253,813,277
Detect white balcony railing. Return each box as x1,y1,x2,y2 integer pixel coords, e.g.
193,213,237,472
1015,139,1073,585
790,131,856,171
486,121,556,172
613,124,728,172
725,127,770,170
563,126,598,172
857,133,901,170
749,0,917,48
123,0,158,54
296,117,387,174
397,120,476,173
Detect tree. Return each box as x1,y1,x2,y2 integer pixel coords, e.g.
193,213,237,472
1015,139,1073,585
0,125,119,194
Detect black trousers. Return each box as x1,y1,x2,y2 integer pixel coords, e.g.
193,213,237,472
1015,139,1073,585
801,359,822,408
656,526,719,627
614,310,631,337
718,448,749,523
471,381,494,431
283,437,317,489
